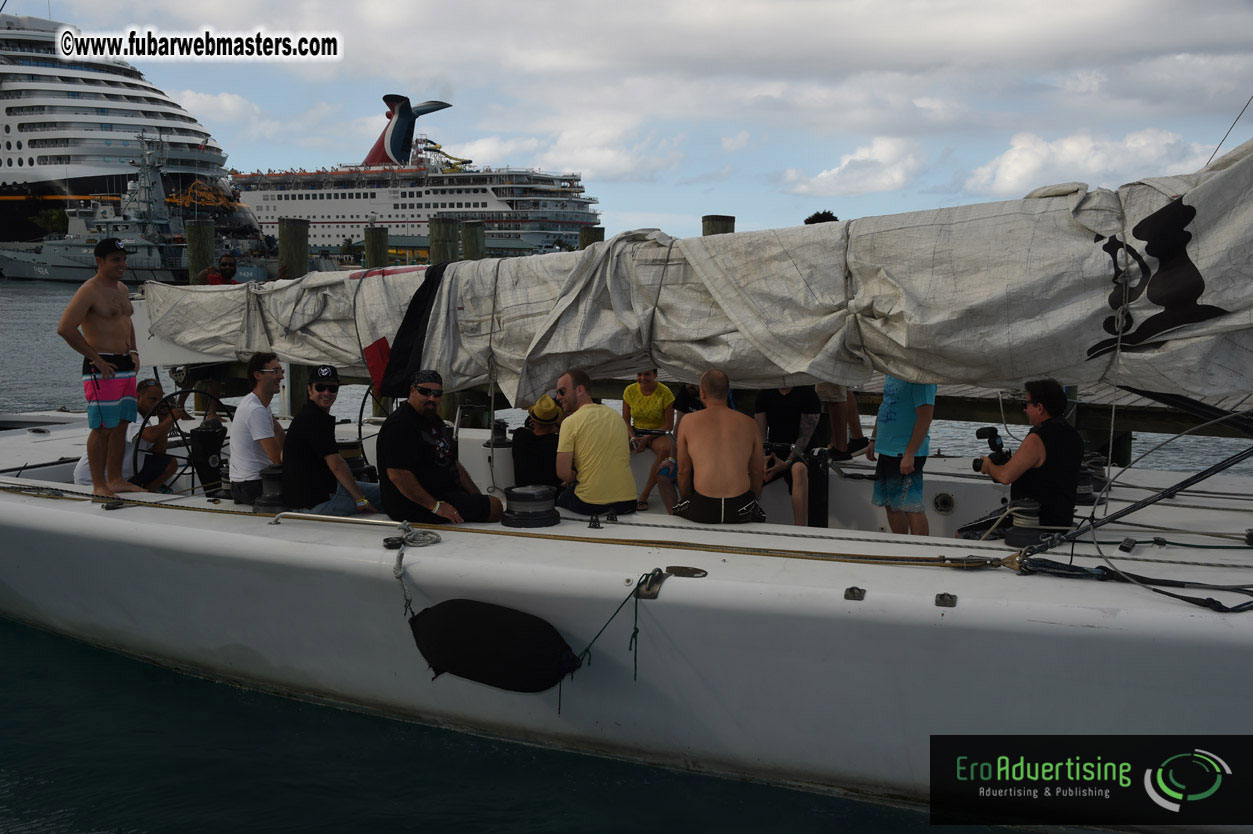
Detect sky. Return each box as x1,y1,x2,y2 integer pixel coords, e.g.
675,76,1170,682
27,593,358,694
29,0,1253,239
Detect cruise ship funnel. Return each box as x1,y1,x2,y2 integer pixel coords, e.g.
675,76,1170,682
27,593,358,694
363,95,452,166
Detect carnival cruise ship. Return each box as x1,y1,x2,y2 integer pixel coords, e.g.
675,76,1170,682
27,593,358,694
0,13,254,242
232,95,600,255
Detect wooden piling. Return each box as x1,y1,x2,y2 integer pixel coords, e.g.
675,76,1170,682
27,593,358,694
702,215,735,236
185,220,214,285
364,226,389,268
278,218,309,281
579,226,605,250
429,218,460,263
287,363,309,416
461,221,486,261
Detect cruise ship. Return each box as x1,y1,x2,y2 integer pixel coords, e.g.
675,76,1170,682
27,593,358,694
232,95,601,255
0,13,255,242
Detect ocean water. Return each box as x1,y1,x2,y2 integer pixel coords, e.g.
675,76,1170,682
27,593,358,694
0,279,1241,833
5,618,982,834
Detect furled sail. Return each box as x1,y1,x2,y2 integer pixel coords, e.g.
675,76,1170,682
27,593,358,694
146,138,1253,405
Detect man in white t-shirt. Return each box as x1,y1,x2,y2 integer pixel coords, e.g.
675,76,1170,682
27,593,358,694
228,352,286,504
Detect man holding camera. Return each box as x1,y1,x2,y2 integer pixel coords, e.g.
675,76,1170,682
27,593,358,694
979,379,1084,528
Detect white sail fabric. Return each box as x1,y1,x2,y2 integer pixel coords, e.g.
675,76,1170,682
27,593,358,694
146,139,1253,404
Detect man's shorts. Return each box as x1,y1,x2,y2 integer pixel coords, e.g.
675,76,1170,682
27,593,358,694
674,489,765,524
815,382,849,402
412,488,494,524
872,455,928,513
82,354,137,429
556,486,637,517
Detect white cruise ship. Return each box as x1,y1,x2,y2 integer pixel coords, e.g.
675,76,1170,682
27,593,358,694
232,95,601,255
0,13,255,242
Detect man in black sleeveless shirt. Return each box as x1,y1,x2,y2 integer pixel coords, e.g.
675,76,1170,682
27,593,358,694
979,379,1084,528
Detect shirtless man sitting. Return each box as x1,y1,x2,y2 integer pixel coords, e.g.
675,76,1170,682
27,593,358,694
56,238,143,498
673,369,766,524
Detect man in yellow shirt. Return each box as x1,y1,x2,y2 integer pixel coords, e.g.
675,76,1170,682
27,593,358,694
554,368,638,516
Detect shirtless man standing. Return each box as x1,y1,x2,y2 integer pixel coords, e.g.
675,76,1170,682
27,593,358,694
57,238,143,498
673,369,766,524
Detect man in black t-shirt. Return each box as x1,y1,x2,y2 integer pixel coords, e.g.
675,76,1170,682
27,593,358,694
979,379,1084,528
754,385,821,526
282,365,381,515
377,369,503,525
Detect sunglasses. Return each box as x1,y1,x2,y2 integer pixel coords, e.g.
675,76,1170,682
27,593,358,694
1023,400,1039,408
258,368,283,375
414,386,443,398
313,383,339,393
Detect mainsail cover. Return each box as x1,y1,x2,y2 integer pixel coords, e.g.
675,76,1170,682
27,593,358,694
146,139,1253,405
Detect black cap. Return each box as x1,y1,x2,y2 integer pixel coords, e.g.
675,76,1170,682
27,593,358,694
311,364,339,382
93,238,132,258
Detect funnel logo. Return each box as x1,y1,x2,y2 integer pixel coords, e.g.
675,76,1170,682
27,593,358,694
1144,749,1231,812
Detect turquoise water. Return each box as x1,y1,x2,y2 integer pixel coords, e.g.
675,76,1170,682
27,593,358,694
0,618,979,834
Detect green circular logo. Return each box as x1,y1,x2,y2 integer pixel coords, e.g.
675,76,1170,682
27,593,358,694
1144,749,1230,812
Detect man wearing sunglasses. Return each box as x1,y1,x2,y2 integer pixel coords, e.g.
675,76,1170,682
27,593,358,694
377,369,502,525
553,368,638,516
978,379,1084,529
282,365,381,516
228,352,286,505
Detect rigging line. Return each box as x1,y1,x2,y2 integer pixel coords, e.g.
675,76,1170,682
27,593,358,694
996,391,1024,443
1093,407,1253,509
483,259,504,498
356,518,1014,568
1025,442,1253,558
1205,90,1253,166
1088,534,1253,613
643,239,675,370
1102,238,1133,497
573,513,1016,554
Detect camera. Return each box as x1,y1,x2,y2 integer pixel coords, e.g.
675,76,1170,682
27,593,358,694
971,426,1012,472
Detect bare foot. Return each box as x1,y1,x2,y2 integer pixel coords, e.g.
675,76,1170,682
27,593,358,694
107,480,145,494
92,485,119,500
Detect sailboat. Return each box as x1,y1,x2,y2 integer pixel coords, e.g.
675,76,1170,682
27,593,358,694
2,135,1251,829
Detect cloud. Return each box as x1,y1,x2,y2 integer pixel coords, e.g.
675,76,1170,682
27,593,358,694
535,124,685,181
721,131,749,152
784,138,925,196
965,129,1213,196
679,165,734,186
171,90,261,122
601,210,701,233
451,136,544,167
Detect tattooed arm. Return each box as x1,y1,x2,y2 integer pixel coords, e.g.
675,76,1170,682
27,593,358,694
789,413,820,462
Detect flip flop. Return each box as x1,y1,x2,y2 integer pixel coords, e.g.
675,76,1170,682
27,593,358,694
848,437,870,454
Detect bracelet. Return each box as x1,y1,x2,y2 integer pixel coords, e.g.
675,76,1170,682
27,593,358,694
128,349,139,355
432,500,442,514
354,497,367,507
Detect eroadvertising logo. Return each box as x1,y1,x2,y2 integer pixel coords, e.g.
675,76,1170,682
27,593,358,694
930,736,1250,825
1143,749,1231,812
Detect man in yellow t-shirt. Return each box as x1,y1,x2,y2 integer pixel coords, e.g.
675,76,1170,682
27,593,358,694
554,368,638,516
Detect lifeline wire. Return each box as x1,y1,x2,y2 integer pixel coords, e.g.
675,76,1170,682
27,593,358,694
1205,91,1253,166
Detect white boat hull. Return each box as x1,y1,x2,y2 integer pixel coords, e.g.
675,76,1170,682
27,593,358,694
3,422,1251,813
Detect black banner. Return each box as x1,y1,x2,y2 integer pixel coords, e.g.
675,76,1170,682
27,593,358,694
931,735,1252,825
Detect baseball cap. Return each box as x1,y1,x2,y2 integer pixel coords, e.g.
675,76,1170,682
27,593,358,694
311,364,340,382
93,238,133,258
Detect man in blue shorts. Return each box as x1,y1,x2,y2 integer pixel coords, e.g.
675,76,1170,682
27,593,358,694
866,374,936,536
